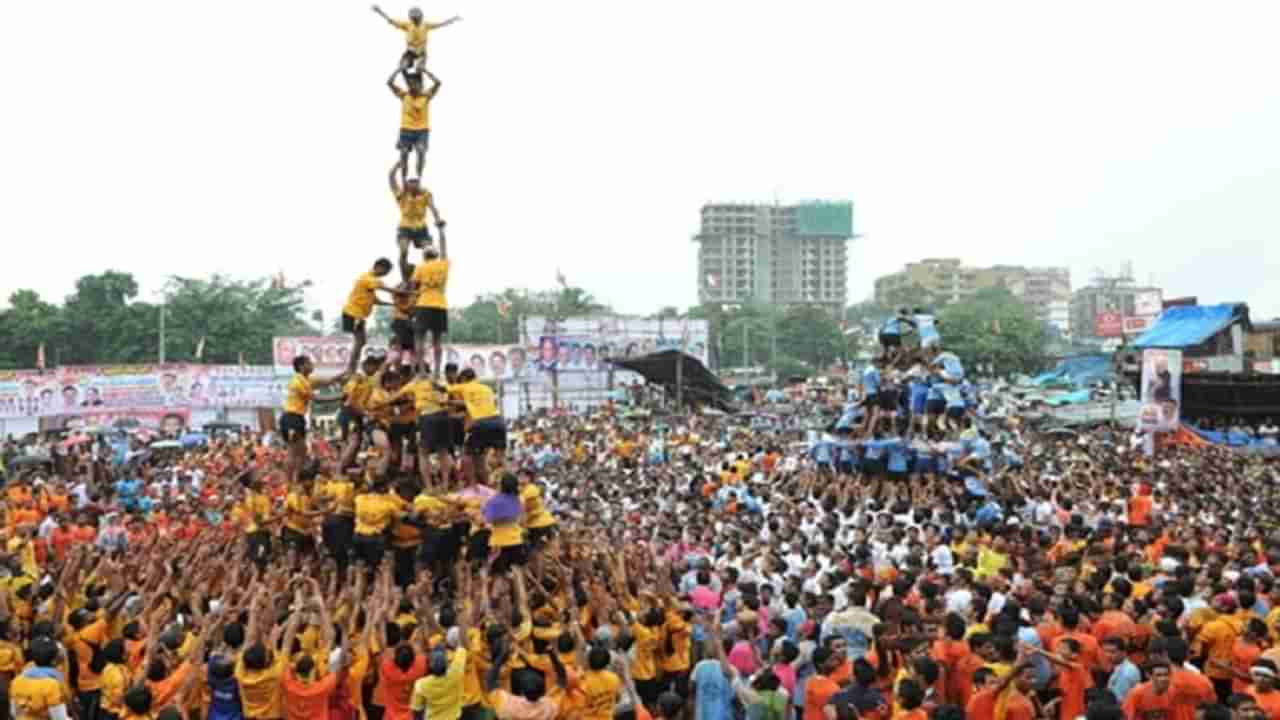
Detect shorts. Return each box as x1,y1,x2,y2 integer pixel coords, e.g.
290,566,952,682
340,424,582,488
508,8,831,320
926,399,946,415
397,225,431,249
418,412,453,453
946,406,965,420
282,527,316,555
468,529,492,567
466,418,507,455
401,48,424,66
414,307,449,336
338,407,365,440
342,313,367,334
664,671,690,699
527,524,557,547
420,524,461,567
353,532,386,567
490,543,528,574
279,412,307,442
879,332,902,348
887,470,908,483
450,416,466,449
390,422,417,445
391,318,415,350
397,128,431,153
863,458,886,475
636,679,663,709
911,393,928,415
878,389,900,411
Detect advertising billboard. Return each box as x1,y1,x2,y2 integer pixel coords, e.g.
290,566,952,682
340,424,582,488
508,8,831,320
1095,312,1123,338
1138,349,1181,433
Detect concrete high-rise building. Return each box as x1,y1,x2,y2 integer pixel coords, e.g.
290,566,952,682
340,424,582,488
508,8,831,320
695,201,853,314
1069,271,1163,339
874,259,1072,333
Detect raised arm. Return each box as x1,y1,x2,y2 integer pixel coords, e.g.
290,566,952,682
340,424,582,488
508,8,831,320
389,161,403,196
388,67,405,97
371,5,396,25
424,70,442,99
428,15,462,30
438,222,448,259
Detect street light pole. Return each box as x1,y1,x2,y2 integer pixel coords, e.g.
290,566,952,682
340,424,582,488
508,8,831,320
159,296,166,364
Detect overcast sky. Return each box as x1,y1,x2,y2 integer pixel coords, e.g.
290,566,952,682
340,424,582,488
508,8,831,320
2,1,1277,322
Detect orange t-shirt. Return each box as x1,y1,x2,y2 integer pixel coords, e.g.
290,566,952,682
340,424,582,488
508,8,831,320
1055,664,1094,720
377,652,427,720
1249,688,1280,720
1128,495,1153,526
283,668,341,720
1233,641,1264,694
1122,682,1173,720
967,688,1035,720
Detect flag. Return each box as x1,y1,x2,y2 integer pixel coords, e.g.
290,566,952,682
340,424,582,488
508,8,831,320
36,343,46,370
706,273,720,289
555,269,568,288
195,336,206,360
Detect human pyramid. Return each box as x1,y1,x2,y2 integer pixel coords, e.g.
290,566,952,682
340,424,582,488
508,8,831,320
277,5,511,501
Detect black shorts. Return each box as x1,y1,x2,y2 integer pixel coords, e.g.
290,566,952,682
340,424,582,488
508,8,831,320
450,416,466,448
879,332,902,348
946,406,966,420
391,318,415,350
397,128,431,153
414,307,448,336
390,422,417,445
338,407,365,440
466,418,507,455
664,671,690,699
490,543,528,574
279,412,307,442
636,678,663,709
878,389,900,411
527,524,557,547
282,527,316,555
926,398,946,415
467,529,491,567
342,313,367,334
353,532,386,567
397,226,432,249
418,412,453,454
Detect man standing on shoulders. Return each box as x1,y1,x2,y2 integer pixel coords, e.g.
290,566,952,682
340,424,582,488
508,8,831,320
412,226,451,379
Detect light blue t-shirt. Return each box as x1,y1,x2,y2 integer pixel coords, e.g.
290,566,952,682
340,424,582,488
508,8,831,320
862,367,881,396
1108,659,1142,703
692,659,734,720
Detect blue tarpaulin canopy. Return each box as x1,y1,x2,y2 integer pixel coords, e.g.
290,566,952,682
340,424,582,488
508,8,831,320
1132,304,1244,349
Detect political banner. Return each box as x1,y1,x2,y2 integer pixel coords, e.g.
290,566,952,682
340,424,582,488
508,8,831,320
1095,312,1123,338
521,316,711,369
40,407,192,433
273,336,558,383
1138,349,1181,433
0,364,285,420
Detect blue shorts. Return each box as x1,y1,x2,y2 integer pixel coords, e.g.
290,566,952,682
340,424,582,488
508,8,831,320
397,128,430,151
911,391,928,415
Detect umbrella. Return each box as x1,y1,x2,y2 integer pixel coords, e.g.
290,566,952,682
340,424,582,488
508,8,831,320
203,422,241,432
1041,427,1078,439
60,435,92,449
150,441,183,450
7,455,53,471
181,433,209,449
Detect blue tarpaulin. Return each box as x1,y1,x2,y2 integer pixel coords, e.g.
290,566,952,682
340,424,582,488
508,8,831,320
1185,424,1280,451
1132,305,1241,349
1031,355,1112,388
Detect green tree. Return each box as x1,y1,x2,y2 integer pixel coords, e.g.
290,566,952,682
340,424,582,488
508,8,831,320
162,274,317,365
776,304,844,369
60,271,152,364
937,287,1050,376
0,290,64,369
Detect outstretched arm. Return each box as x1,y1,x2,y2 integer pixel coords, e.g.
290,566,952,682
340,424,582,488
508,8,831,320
428,194,444,228
371,5,396,24
428,16,462,30
389,161,403,197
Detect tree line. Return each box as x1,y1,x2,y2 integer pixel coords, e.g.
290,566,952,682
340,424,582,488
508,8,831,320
0,272,1052,376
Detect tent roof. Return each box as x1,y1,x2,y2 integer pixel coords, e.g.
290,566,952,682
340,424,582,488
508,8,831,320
1132,304,1247,349
612,350,735,410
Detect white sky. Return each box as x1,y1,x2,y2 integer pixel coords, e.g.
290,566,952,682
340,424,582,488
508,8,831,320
2,1,1278,321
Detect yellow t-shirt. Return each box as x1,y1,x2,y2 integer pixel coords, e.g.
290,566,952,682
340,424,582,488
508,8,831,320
242,492,271,534
520,484,555,529
344,374,375,413
235,654,287,720
630,623,659,681
284,491,313,534
354,493,403,536
70,617,111,691
400,92,430,131
284,374,314,415
0,640,24,673
401,380,447,416
100,662,130,717
322,479,356,516
457,381,498,422
397,189,431,229
9,671,65,720
413,259,450,309
413,494,452,529
579,669,622,720
489,520,524,549
393,18,431,52
410,648,467,720
343,271,382,320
